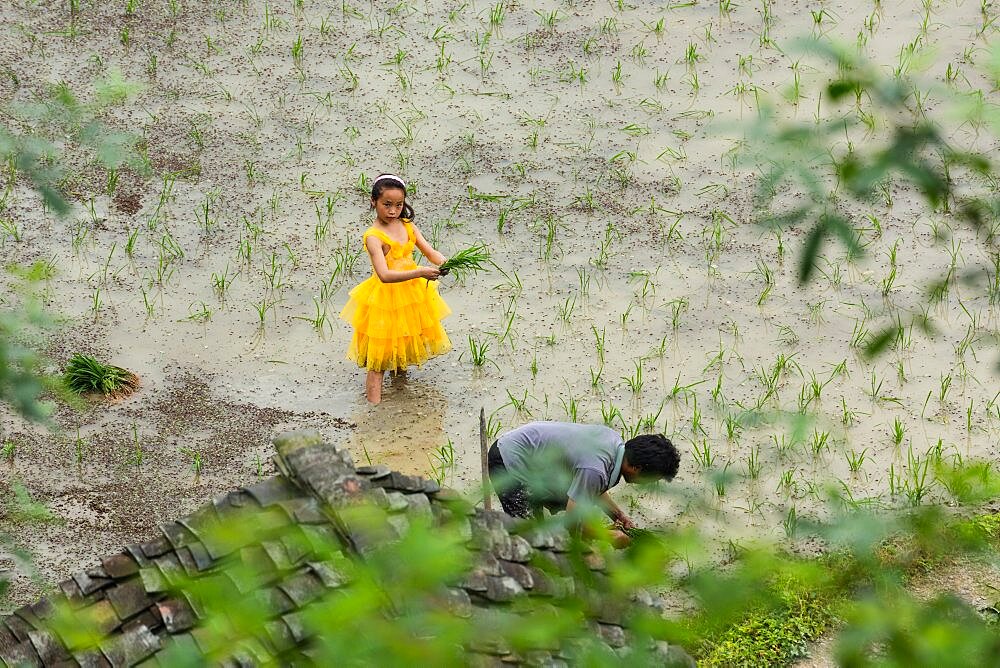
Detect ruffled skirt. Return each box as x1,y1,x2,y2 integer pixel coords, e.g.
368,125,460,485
340,275,451,372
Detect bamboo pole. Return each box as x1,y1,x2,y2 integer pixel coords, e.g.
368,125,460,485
479,407,491,511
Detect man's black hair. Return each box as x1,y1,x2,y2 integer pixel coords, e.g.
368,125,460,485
624,433,680,481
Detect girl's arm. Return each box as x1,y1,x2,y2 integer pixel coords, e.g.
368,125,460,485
366,235,440,283
412,225,447,266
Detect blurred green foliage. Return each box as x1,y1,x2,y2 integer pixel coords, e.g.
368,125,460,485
745,40,1000,358
0,68,145,215
0,279,53,422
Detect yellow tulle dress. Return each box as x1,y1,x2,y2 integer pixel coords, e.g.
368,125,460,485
340,221,451,372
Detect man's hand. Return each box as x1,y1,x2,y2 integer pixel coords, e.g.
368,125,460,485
612,510,636,530
610,529,631,549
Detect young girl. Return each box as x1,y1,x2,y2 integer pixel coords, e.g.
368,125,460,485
339,174,451,404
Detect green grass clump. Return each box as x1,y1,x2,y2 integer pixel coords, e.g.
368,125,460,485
64,353,140,399
439,243,492,281
699,593,834,666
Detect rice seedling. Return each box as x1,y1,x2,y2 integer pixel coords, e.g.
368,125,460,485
783,506,798,537
71,219,91,252
489,1,506,28
754,258,774,304
504,388,531,415
210,266,233,301
0,216,21,243
744,446,762,480
262,252,287,292
692,439,715,469
462,335,500,371
590,325,607,365
600,401,622,427
806,299,828,325
439,243,491,281
880,264,897,296
558,295,576,323
713,462,732,498
808,371,833,402
723,412,742,441
691,398,707,436
681,70,701,96
534,8,562,30
640,401,666,433
486,412,503,440
890,417,906,447
709,375,724,404
428,439,456,485
294,298,332,334
903,446,932,505
810,429,830,456
74,428,85,465
180,447,204,478
64,353,140,399
560,394,579,422
680,41,701,68
140,286,155,318
90,288,102,322
703,344,725,375
846,447,868,473
131,422,143,469
622,359,643,394
774,468,795,496
252,297,281,329
186,302,212,323
668,297,688,330
934,371,955,411
668,374,704,401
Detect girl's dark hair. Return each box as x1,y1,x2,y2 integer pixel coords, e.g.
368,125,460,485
623,434,680,481
370,174,415,220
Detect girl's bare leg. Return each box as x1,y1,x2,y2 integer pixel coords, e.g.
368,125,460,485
365,370,384,404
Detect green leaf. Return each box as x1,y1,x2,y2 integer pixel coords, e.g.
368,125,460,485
862,327,896,359
797,223,825,283
93,67,143,107
827,79,859,101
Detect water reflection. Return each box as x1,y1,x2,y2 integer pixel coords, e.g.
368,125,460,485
343,375,448,477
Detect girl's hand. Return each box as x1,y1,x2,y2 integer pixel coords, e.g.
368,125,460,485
613,512,636,530
419,266,442,280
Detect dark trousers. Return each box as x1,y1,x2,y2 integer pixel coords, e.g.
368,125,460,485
487,442,536,519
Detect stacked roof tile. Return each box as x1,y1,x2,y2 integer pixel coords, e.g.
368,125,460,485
0,431,694,667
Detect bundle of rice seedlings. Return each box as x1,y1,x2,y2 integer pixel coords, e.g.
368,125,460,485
64,353,140,399
622,526,661,544
438,243,492,281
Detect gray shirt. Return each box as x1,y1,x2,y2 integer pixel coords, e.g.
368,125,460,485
496,422,625,505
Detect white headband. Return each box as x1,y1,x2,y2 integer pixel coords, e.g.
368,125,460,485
372,174,406,189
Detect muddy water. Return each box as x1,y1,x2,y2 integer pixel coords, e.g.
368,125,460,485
1,1,998,608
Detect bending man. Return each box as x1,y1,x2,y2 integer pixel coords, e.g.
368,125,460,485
487,421,680,547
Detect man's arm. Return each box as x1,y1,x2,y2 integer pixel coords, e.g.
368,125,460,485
598,492,635,529
566,498,631,548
